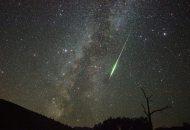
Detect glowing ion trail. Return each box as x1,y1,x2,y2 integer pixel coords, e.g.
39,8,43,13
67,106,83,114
109,31,131,79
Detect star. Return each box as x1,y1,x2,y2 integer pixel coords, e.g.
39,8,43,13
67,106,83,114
163,32,167,36
33,53,37,57
64,49,68,53
1,70,4,74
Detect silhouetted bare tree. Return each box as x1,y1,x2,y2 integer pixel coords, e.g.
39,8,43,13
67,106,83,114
141,88,170,130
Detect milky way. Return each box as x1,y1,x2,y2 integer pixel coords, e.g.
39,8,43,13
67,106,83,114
0,0,190,127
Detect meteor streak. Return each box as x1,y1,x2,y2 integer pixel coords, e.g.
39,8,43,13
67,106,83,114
109,31,131,79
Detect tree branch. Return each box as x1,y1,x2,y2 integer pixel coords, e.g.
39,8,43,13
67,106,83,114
150,106,170,115
141,104,148,116
141,88,147,98
148,95,153,99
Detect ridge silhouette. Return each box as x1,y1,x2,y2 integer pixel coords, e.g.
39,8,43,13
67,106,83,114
0,99,71,130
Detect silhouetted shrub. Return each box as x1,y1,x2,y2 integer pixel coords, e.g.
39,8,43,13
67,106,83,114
94,117,150,130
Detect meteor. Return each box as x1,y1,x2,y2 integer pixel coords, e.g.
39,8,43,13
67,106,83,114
109,31,131,79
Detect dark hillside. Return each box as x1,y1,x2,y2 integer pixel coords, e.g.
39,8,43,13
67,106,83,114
0,99,72,130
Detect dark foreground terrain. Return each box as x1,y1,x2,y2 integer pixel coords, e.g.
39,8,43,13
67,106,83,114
0,99,189,130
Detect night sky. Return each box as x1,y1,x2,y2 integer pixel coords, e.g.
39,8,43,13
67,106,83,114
0,0,190,128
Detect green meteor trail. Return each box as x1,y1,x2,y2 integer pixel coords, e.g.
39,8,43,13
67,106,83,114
109,31,131,79
109,57,120,78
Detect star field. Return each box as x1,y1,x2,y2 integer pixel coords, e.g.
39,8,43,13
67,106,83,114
0,0,190,128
